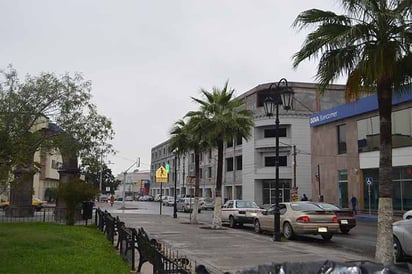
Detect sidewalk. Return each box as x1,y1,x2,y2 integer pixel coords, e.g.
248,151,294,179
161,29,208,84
109,211,374,274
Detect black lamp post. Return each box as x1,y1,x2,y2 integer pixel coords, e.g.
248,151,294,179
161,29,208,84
173,151,178,218
263,78,294,242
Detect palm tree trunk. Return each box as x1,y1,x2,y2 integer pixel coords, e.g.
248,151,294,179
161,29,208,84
212,139,224,228
375,82,394,265
192,147,200,223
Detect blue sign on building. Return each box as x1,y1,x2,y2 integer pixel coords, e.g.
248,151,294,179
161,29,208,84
310,91,412,127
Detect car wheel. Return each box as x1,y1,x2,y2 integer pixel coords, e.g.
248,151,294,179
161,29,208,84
340,228,350,234
283,222,294,240
254,220,261,234
229,216,236,228
321,233,333,241
394,236,404,261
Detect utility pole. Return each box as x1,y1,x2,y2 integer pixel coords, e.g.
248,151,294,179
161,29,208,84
121,157,140,209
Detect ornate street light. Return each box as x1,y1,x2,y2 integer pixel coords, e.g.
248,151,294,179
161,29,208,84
173,151,178,219
263,78,294,241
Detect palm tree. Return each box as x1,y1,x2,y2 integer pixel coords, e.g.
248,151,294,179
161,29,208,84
188,81,254,228
292,0,412,264
169,117,208,223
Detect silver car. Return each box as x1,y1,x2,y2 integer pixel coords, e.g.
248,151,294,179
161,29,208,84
393,219,412,261
254,202,340,240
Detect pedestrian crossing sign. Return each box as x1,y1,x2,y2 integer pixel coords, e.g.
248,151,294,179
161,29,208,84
156,166,168,183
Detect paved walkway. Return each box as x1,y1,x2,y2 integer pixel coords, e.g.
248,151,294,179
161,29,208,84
107,209,374,274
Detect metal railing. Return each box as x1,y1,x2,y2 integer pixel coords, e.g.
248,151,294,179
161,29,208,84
0,206,94,226
95,208,194,273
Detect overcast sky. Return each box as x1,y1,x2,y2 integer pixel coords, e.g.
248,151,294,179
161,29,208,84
1,1,343,175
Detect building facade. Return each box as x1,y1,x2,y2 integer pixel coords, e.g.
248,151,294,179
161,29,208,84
310,92,412,211
150,81,346,206
115,169,151,199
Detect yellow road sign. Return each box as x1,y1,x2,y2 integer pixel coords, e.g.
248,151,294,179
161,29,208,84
156,166,168,183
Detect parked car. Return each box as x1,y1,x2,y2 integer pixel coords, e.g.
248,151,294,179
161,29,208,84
99,194,109,202
176,197,201,213
200,197,214,210
221,200,263,228
393,219,412,261
140,195,154,201
403,210,412,220
165,196,176,206
314,202,356,233
0,197,46,212
162,196,173,206
253,202,340,240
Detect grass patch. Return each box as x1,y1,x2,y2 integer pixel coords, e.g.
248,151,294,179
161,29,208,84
0,222,130,274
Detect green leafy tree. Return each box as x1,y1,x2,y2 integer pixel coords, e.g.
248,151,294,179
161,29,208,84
0,66,114,196
81,157,118,194
57,178,99,225
292,0,412,264
188,81,254,228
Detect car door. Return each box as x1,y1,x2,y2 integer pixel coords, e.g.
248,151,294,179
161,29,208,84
403,220,412,255
221,200,233,222
260,207,275,232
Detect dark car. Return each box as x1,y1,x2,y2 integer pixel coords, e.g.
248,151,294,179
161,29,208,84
314,202,356,233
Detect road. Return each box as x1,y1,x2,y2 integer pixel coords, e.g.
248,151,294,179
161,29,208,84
106,200,379,259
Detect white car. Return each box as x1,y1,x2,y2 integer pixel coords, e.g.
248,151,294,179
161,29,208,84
403,210,412,220
393,219,412,261
221,200,263,228
176,197,201,213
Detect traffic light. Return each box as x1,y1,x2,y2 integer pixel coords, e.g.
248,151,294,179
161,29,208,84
165,163,170,173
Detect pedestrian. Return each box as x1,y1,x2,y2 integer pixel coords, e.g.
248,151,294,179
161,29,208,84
350,195,357,215
301,193,308,201
110,194,115,207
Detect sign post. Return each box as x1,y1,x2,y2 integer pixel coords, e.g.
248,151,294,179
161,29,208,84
156,166,168,215
366,177,373,216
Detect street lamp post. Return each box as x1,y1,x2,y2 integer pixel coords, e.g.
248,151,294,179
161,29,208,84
263,78,294,242
173,152,178,219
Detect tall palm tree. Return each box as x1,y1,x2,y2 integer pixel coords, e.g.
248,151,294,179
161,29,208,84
188,81,254,228
169,117,208,223
292,0,412,264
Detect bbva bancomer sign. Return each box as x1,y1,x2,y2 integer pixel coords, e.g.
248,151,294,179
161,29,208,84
309,91,412,127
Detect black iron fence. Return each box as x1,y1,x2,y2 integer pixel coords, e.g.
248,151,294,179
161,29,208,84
0,206,94,226
95,208,194,273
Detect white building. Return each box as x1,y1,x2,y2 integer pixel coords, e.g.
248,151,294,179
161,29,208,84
150,81,346,205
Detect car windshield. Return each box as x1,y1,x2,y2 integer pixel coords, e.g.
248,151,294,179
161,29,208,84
290,203,323,211
316,203,340,210
236,200,259,208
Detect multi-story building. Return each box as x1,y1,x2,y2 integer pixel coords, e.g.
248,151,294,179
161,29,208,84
116,169,150,199
310,91,412,211
33,148,62,201
150,81,346,206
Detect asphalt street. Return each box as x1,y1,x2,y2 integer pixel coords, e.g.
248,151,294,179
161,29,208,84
100,201,389,273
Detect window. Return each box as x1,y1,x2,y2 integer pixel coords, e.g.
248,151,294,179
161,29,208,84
235,156,242,170
208,149,212,159
337,124,347,154
199,168,203,178
358,108,412,152
264,156,287,167
226,157,234,171
208,167,212,178
191,153,195,163
264,128,287,138
51,160,62,169
227,139,233,148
